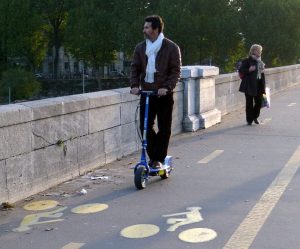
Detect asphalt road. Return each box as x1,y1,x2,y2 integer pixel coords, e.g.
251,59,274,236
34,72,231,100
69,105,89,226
1,84,300,249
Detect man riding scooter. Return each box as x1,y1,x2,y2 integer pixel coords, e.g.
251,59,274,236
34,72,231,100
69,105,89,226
130,15,181,169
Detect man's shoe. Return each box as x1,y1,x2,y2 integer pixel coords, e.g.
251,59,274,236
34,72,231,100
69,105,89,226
254,119,260,124
247,122,252,125
151,161,163,169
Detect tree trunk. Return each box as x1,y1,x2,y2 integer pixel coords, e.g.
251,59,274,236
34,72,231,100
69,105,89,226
67,54,71,79
95,66,102,90
52,22,61,79
54,41,60,79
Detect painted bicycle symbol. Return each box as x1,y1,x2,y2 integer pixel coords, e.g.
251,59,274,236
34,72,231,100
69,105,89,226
14,201,217,244
120,207,217,243
13,200,108,232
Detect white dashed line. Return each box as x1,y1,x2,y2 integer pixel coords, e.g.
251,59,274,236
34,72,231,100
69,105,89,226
61,243,85,249
262,118,272,124
197,150,224,164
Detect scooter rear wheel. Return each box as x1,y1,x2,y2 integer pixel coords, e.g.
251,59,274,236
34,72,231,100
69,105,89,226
134,166,147,189
159,169,169,179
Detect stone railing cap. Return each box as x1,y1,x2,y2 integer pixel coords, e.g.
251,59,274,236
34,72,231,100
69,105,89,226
0,104,33,127
181,65,219,79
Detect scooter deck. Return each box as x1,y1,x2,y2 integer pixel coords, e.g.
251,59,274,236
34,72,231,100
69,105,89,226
149,165,173,176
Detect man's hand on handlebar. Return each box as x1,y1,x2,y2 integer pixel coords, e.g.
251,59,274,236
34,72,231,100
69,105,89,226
158,88,168,96
130,88,168,96
130,87,140,95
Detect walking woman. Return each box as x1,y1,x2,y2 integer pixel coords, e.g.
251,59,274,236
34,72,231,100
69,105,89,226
239,44,266,125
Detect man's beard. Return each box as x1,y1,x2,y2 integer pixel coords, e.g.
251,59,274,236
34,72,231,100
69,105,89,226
144,33,150,40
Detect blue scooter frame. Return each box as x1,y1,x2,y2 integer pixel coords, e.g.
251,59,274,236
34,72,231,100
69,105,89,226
133,90,173,189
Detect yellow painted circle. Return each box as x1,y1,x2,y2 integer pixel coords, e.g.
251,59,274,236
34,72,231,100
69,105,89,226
23,200,58,211
178,228,217,243
71,203,108,214
120,224,160,239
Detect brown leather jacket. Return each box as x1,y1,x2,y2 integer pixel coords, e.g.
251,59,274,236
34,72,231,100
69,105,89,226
130,38,181,92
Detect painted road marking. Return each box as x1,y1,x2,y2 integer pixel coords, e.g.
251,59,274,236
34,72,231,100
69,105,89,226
13,207,67,232
15,202,109,232
262,118,272,124
163,207,203,232
198,150,224,164
23,200,58,211
71,203,108,214
61,243,85,249
223,145,300,249
179,228,217,243
120,207,217,243
120,224,160,238
288,102,296,107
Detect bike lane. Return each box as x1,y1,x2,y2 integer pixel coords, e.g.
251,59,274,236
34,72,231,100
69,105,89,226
1,85,300,249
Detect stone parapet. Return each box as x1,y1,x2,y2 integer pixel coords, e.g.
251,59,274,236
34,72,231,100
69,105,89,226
1,64,300,202
0,85,183,202
182,66,221,131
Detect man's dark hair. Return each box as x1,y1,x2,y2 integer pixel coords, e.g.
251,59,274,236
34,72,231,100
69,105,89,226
144,15,164,33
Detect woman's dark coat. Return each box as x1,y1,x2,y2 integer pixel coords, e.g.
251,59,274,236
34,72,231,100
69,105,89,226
239,56,266,96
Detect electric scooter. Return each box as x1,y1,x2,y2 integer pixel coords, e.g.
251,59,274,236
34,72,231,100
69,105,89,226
133,90,173,190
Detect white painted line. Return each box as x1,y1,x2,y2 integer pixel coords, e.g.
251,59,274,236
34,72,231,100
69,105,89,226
197,150,224,164
223,145,300,249
262,118,272,124
288,102,296,107
61,243,85,249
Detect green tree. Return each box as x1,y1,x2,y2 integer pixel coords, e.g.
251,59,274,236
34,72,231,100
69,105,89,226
0,0,11,72
112,0,149,58
10,0,48,70
223,40,247,72
65,0,117,86
240,0,300,66
35,0,70,78
0,0,47,72
155,0,197,64
155,0,242,70
0,68,41,103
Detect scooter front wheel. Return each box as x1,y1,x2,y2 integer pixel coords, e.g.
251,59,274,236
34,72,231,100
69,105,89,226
134,166,147,189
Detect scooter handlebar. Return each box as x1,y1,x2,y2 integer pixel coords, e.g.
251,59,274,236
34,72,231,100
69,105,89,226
130,89,158,96
139,90,158,96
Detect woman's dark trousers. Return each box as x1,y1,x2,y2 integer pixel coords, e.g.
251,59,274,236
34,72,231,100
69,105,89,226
245,94,262,123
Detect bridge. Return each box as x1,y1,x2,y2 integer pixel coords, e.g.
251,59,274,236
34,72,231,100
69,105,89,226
0,64,300,203
1,64,300,248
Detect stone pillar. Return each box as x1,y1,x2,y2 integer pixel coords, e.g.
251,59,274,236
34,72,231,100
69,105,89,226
182,66,221,131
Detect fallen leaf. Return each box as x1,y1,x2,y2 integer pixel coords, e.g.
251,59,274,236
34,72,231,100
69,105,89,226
1,202,15,210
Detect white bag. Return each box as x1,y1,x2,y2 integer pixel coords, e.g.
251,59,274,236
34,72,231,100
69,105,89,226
262,87,270,108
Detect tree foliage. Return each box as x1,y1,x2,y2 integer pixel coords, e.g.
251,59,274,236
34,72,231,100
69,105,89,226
1,0,300,101
239,0,300,66
65,0,116,69
0,68,40,102
34,0,71,78
0,0,47,71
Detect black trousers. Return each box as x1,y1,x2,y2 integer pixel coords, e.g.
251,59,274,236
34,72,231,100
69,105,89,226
245,94,262,123
139,94,174,162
